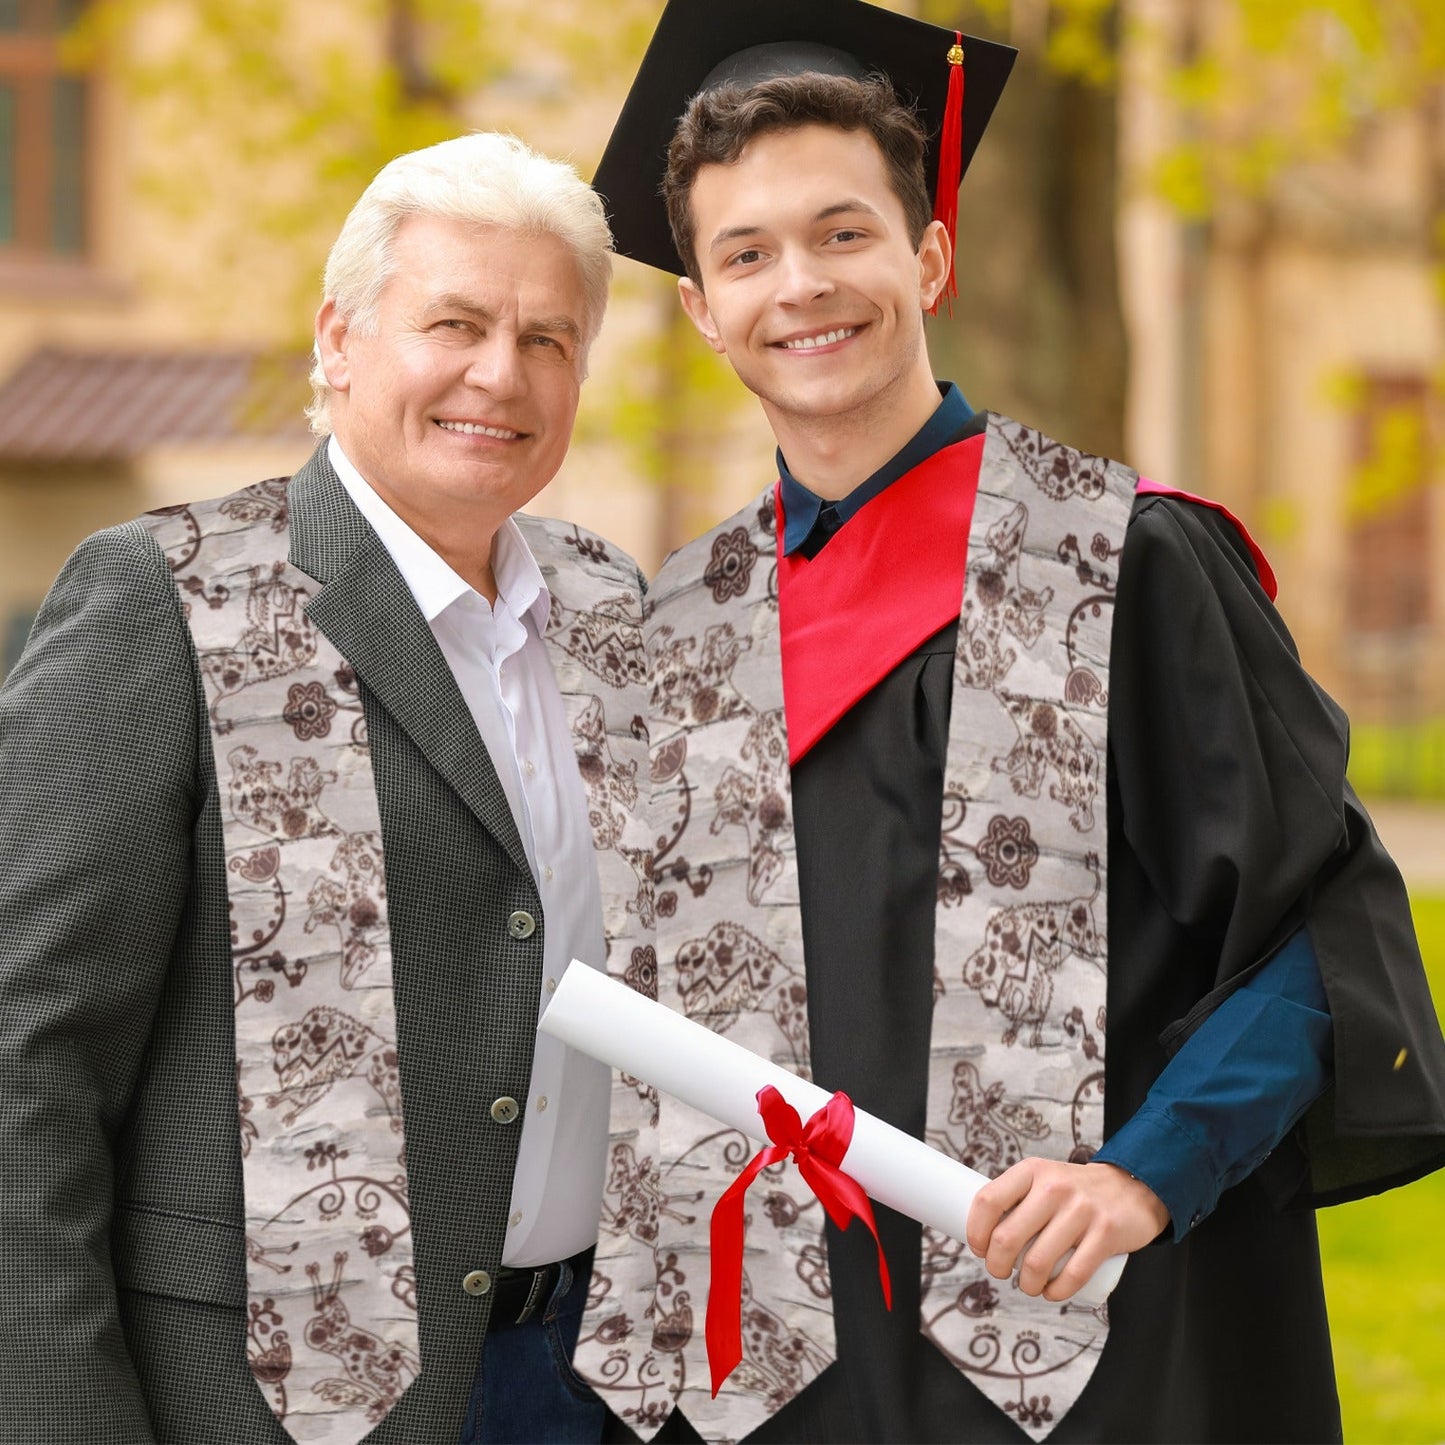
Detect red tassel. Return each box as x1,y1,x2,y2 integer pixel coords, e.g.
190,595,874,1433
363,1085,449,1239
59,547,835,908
929,33,965,317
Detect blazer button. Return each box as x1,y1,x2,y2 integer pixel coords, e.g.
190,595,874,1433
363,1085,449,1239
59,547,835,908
507,910,536,940
462,1269,493,1297
491,1096,521,1125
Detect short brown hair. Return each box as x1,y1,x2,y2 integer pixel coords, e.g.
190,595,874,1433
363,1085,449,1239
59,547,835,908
663,72,932,285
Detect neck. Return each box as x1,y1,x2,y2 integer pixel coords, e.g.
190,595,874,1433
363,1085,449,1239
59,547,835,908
331,430,502,604
765,361,943,501
409,510,501,604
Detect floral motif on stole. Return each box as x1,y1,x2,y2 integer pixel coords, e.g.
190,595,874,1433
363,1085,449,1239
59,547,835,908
145,491,655,1445
631,415,1136,1444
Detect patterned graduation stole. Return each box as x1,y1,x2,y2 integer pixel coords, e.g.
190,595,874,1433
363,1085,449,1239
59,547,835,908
629,415,1135,1443
144,489,655,1445
146,483,416,1445
918,419,1135,1437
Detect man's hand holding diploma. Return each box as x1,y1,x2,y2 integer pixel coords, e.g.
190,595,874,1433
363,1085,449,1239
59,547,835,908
968,1159,1171,1302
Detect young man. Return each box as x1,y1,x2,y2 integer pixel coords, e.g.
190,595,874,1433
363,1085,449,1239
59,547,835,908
0,134,652,1445
572,2,1445,1441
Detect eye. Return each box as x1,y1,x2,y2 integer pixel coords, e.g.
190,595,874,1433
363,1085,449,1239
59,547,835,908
828,228,866,244
729,248,764,268
434,318,473,333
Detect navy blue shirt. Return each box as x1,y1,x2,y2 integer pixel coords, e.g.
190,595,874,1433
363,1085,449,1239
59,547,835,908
779,383,1334,1237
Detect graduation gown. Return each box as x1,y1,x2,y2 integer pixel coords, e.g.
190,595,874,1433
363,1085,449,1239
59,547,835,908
635,423,1445,1445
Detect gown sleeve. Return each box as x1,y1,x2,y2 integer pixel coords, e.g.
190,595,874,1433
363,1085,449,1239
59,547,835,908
1095,928,1331,1236
1106,494,1445,1208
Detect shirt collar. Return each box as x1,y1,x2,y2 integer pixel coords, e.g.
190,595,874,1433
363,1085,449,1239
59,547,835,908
326,434,549,631
778,382,973,556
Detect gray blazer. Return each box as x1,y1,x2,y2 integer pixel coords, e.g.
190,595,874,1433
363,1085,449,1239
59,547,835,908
0,448,639,1443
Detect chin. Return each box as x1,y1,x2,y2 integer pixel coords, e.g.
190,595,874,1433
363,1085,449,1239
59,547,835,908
777,375,880,420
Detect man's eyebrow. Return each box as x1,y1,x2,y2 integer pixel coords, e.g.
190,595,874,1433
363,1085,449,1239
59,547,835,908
422,296,581,341
423,294,497,319
525,315,584,342
706,199,885,254
708,224,767,255
815,199,884,224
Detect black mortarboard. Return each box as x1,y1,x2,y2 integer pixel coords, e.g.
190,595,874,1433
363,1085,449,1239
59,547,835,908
594,0,1017,283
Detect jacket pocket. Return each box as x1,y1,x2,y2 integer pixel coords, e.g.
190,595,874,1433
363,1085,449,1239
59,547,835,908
112,1201,248,1309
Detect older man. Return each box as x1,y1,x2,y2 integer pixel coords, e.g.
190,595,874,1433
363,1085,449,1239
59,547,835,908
0,133,651,1445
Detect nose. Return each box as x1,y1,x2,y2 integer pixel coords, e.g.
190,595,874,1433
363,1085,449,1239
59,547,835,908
773,246,834,307
464,334,526,399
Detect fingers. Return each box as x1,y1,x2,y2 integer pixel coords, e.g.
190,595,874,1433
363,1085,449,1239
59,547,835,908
964,1159,1170,1302
965,1159,1036,1260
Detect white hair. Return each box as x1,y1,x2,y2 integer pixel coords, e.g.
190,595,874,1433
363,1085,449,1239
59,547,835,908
306,132,613,435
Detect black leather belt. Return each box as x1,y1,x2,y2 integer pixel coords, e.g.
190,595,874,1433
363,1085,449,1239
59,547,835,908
490,1245,594,1327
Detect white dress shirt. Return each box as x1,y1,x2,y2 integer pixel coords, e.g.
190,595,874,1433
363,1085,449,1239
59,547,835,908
329,436,609,1267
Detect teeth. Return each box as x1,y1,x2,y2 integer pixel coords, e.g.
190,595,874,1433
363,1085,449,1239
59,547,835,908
781,327,857,350
437,420,521,439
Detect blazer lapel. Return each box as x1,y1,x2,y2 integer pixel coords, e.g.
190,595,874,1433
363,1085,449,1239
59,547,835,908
286,447,532,878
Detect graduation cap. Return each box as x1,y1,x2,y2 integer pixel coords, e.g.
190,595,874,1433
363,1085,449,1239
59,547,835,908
594,0,1017,304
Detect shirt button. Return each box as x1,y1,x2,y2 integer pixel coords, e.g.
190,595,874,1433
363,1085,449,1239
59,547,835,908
507,910,536,940
462,1269,492,1297
524,759,536,776
543,865,554,881
510,1210,523,1228
545,978,557,995
491,1096,521,1125
536,1095,548,1112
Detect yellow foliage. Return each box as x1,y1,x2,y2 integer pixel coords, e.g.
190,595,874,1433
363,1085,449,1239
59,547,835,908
1044,0,1117,86
1345,405,1434,524
1152,146,1214,222
1140,0,1445,221
1259,495,1302,544
1318,367,1369,411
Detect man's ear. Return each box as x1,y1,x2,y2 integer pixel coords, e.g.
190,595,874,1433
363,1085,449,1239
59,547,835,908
917,219,952,313
315,298,352,394
678,276,726,355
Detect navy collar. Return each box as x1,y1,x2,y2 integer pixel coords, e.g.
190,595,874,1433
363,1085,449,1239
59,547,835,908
779,383,975,557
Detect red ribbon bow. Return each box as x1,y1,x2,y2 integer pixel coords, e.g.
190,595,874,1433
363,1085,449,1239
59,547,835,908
706,1086,892,1397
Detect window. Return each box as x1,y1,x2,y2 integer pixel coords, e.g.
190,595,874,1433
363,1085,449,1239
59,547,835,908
0,0,89,258
1345,373,1435,638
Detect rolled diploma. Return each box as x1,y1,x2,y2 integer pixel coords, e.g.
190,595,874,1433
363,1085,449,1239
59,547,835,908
540,959,1124,1306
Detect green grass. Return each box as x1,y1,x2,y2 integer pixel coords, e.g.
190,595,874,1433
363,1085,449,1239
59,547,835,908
1347,722,1445,801
1318,894,1445,1442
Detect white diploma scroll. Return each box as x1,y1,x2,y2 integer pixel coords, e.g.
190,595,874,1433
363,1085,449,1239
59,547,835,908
540,959,1125,1306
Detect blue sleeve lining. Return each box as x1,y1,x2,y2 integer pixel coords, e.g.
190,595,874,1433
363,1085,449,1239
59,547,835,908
1094,928,1332,1239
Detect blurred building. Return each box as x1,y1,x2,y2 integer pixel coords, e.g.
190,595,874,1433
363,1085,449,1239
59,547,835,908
0,0,315,670
1119,0,1445,737
4,0,1442,755
0,0,770,677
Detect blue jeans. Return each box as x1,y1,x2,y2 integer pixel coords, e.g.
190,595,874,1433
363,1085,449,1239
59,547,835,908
460,1254,607,1444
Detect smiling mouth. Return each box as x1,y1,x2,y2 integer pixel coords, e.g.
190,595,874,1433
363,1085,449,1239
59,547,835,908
776,326,860,351
435,420,524,440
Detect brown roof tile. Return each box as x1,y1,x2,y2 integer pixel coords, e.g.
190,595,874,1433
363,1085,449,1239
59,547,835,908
0,347,313,462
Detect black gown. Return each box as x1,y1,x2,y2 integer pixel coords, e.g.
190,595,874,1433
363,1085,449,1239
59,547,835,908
637,490,1445,1444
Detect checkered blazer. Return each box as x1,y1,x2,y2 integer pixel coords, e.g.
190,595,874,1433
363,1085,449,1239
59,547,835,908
0,447,641,1443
